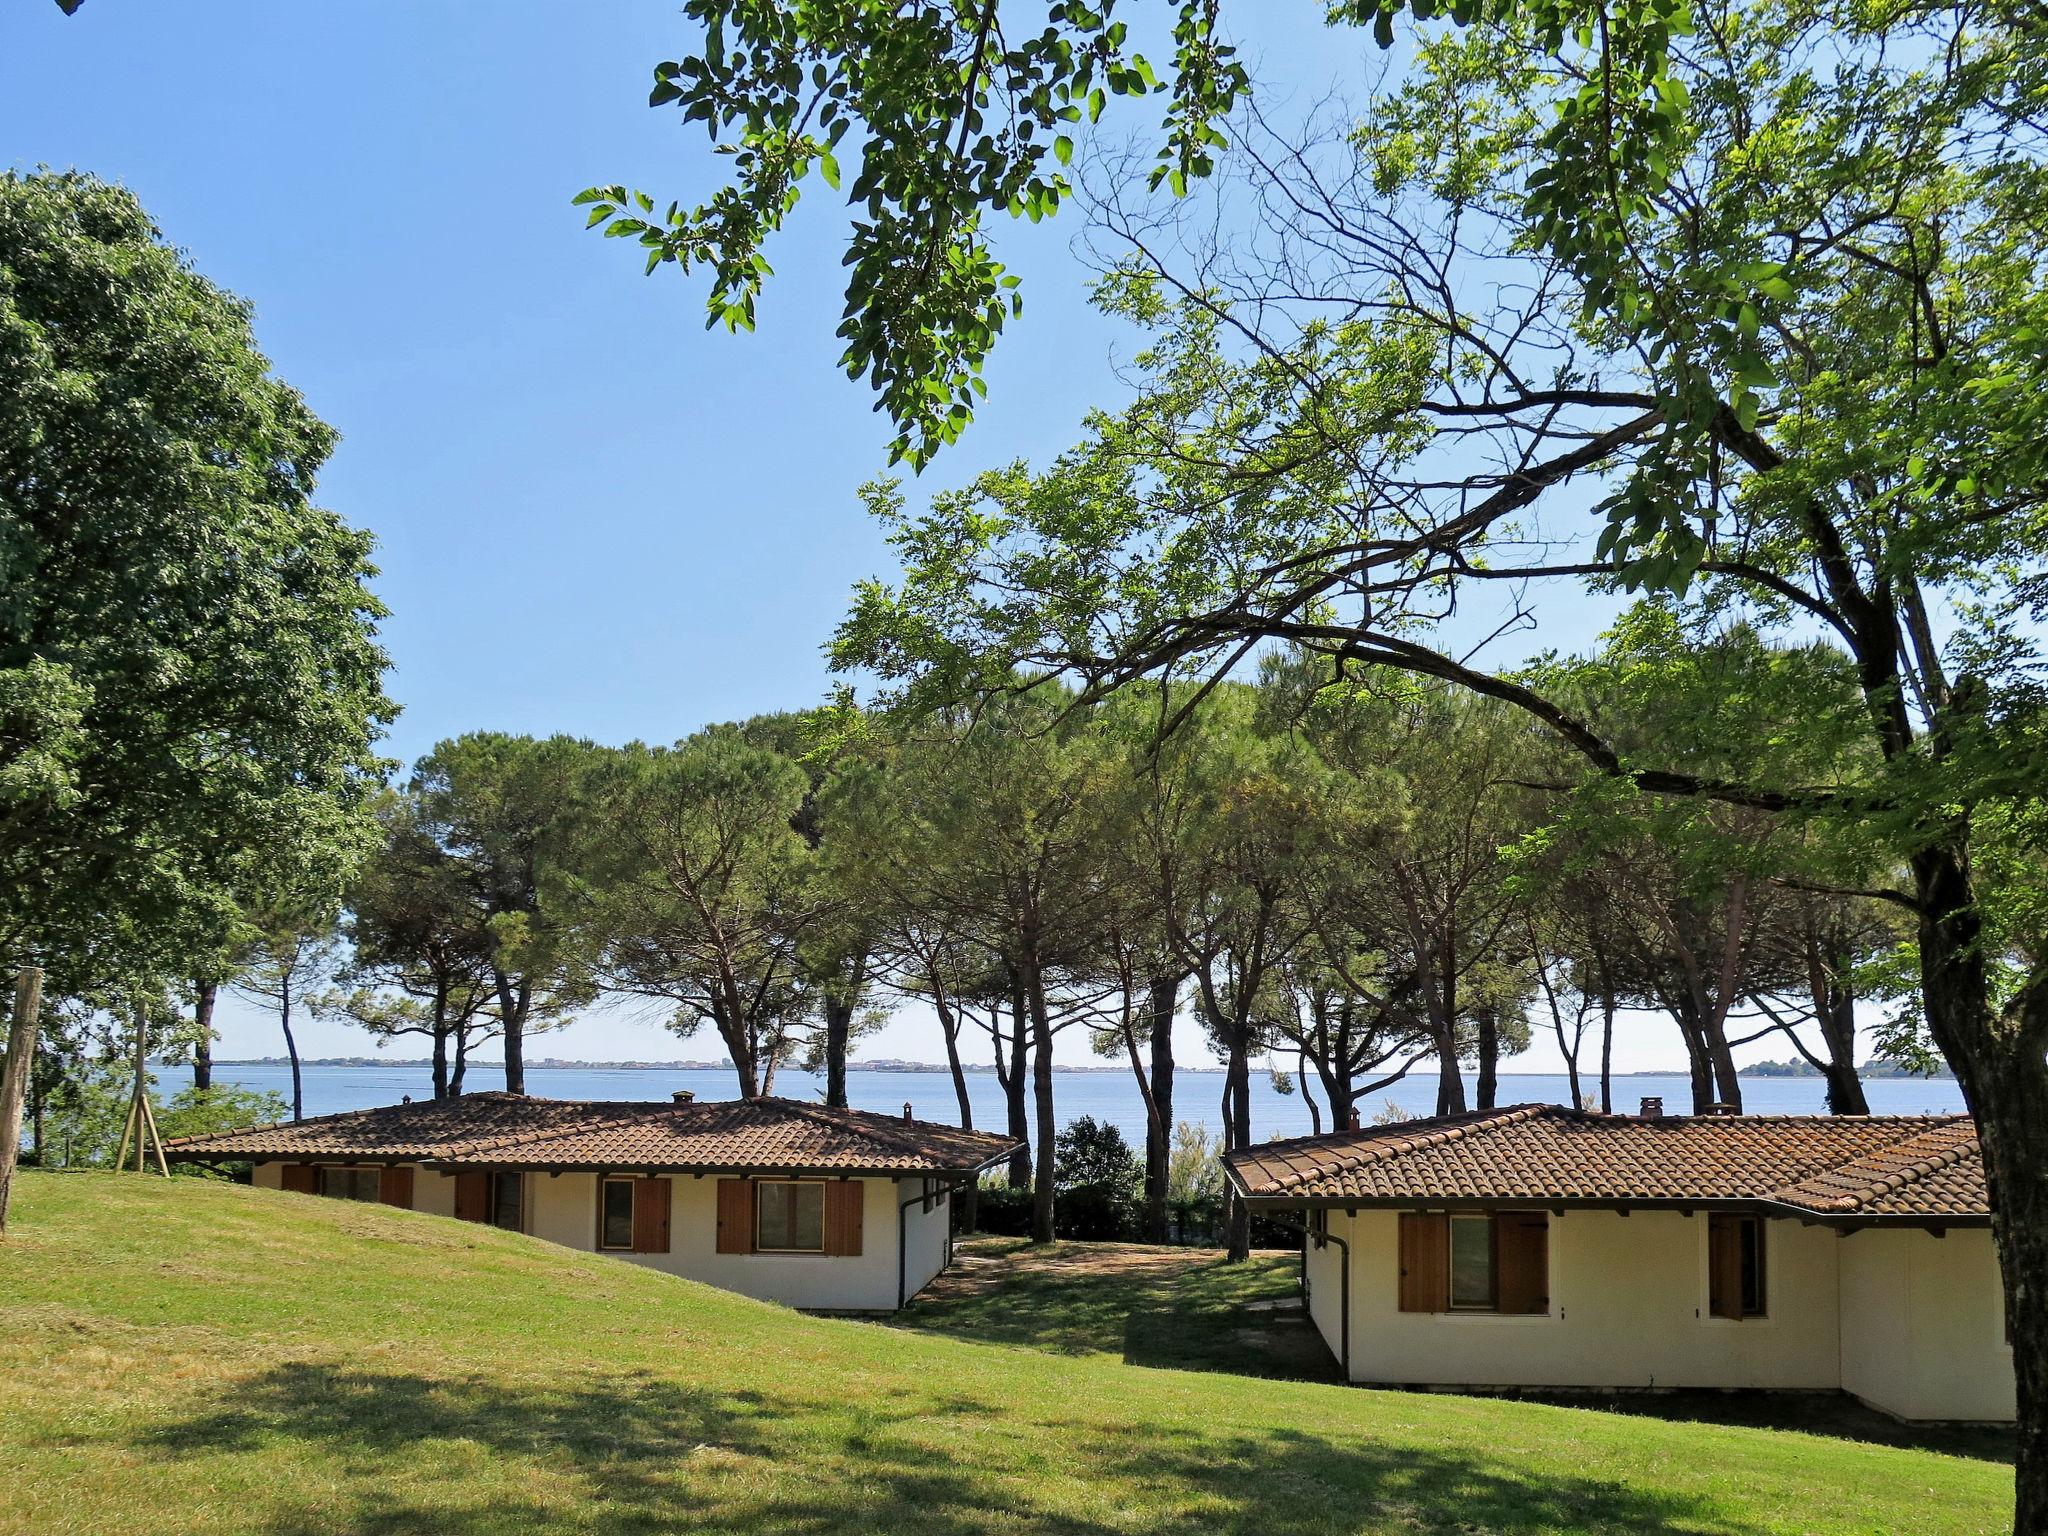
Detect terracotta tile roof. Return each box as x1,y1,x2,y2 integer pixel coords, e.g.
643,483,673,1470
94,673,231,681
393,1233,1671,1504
1222,1104,1986,1223
163,1093,1020,1176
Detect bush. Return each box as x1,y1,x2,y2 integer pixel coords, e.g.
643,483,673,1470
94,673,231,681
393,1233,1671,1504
963,1179,1034,1236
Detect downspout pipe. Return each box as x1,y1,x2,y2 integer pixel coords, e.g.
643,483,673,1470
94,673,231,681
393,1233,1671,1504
1252,1208,1351,1381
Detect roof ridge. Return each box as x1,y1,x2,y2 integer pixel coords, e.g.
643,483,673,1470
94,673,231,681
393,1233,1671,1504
767,1095,965,1156
1253,1103,1558,1194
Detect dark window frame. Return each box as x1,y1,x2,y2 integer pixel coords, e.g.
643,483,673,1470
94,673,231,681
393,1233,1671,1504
1710,1213,1769,1320
598,1176,637,1251
1447,1212,1499,1311
755,1179,827,1254
489,1170,524,1233
316,1165,381,1203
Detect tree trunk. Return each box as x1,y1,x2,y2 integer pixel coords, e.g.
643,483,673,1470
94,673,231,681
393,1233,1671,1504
1004,973,1031,1189
1599,993,1616,1115
1432,948,1466,1115
1144,971,1176,1246
1223,1040,1252,1261
1299,1049,1323,1135
493,968,527,1095
281,976,303,1122
824,995,854,1109
0,967,46,1234
1806,930,1870,1116
1474,1006,1499,1112
1025,966,1057,1245
451,1025,468,1097
191,981,216,1092
1909,839,2048,1533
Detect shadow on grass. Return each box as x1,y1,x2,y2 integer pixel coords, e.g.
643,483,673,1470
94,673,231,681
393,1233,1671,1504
1499,1386,2016,1465
893,1240,1339,1382
92,1361,1771,1536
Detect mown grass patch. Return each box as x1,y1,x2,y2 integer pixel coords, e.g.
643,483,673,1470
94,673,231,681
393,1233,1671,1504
0,1173,2013,1536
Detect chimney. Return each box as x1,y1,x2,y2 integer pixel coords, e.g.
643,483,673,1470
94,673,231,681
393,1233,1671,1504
902,1102,914,1122
1346,1106,1362,1133
1639,1096,1664,1120
672,1089,696,1104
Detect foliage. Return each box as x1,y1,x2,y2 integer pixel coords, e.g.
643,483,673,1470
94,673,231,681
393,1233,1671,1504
565,725,823,1099
32,1065,284,1173
1053,1115,1140,1195
1166,1119,1222,1205
578,1,1247,466
0,170,391,1002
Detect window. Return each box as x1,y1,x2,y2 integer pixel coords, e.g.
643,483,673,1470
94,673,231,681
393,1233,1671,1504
1708,1214,1767,1319
1399,1211,1549,1315
490,1171,524,1233
756,1181,826,1252
599,1178,636,1250
1449,1214,1497,1309
317,1167,380,1203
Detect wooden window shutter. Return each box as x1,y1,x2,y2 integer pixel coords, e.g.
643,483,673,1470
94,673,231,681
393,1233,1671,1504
453,1170,490,1224
1398,1212,1449,1313
715,1178,755,1254
378,1166,415,1209
824,1181,864,1257
1496,1213,1549,1314
1708,1215,1743,1318
632,1178,672,1254
280,1163,318,1195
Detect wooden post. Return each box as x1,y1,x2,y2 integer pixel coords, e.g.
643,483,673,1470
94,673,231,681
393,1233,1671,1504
119,1003,169,1177
0,966,46,1234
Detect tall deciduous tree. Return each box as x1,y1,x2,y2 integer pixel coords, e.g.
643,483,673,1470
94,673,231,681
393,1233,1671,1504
601,5,2048,1511
0,170,390,1014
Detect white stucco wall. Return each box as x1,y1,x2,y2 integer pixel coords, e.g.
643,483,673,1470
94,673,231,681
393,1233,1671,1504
251,1161,953,1311
1327,1208,1842,1392
1839,1226,2014,1422
1304,1225,1345,1363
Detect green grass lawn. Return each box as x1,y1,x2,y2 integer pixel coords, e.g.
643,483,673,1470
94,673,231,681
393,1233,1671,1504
0,1173,2014,1536
892,1236,1339,1379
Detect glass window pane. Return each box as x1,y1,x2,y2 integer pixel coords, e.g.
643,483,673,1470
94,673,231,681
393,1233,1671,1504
1449,1215,1494,1308
757,1183,824,1250
791,1184,824,1250
602,1180,635,1249
492,1172,523,1232
318,1167,378,1202
1740,1218,1764,1315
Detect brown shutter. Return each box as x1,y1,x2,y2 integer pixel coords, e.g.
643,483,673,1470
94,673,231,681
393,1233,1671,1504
1708,1215,1744,1318
716,1178,755,1254
632,1178,672,1254
1398,1211,1449,1313
1496,1213,1549,1314
279,1163,318,1195
454,1170,490,1224
824,1180,864,1257
378,1166,415,1209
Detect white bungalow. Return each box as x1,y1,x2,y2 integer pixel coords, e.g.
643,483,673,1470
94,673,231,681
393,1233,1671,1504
166,1091,1019,1312
1223,1100,2014,1423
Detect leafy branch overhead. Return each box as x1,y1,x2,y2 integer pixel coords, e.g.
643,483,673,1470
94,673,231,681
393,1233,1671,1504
577,0,1246,467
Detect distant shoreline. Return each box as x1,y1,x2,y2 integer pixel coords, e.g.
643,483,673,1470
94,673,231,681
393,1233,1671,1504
189,1057,1956,1081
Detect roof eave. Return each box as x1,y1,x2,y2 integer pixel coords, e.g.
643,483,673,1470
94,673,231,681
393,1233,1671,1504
1232,1189,1992,1227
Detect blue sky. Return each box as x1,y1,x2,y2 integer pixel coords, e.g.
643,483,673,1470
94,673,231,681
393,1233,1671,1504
6,3,1685,1074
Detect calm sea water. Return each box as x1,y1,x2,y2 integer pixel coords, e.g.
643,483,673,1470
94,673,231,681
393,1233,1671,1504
195,1062,1969,1147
